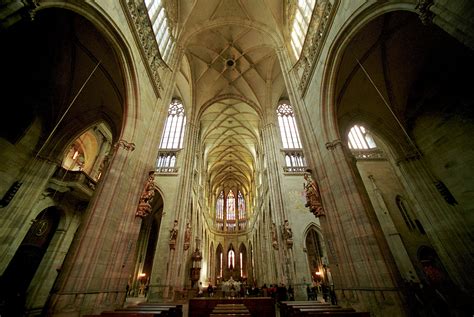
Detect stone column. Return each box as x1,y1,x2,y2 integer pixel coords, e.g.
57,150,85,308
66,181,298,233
366,175,420,283
321,140,405,316
0,158,57,274
161,121,199,299
395,155,474,292
49,139,143,315
260,123,292,284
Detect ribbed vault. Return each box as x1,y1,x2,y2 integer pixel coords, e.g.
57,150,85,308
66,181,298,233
179,0,286,218
200,99,259,197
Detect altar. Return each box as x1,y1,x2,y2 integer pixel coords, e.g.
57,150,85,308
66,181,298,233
220,277,242,297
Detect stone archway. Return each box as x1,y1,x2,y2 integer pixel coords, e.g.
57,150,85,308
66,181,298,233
0,207,60,316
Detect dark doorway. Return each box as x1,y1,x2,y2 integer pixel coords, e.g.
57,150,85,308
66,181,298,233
0,207,60,315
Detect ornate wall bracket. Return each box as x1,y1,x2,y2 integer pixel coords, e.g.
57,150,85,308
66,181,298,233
325,139,343,151
416,0,434,25
114,139,136,152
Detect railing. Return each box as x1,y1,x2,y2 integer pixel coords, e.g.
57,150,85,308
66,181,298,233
156,167,179,173
52,167,97,191
283,166,307,173
351,148,385,160
281,149,307,174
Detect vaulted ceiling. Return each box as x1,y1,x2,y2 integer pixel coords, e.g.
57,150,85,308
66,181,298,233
175,0,288,201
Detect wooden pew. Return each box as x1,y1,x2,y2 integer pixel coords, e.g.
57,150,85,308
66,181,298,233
279,300,370,317
99,303,183,317
279,302,333,317
125,303,183,317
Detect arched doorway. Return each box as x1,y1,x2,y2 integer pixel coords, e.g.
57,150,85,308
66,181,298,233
305,227,325,285
129,189,164,298
0,207,60,315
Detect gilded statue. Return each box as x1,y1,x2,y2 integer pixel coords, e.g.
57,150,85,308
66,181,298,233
304,169,325,217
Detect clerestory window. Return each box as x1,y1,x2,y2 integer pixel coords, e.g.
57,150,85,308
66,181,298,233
156,99,186,173
144,0,175,62
290,0,316,59
215,189,247,231
347,125,376,150
238,191,246,230
277,102,306,172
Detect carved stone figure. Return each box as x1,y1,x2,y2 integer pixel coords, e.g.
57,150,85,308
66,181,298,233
271,223,279,250
169,220,178,250
304,169,325,217
136,171,155,218
184,222,191,250
283,220,293,248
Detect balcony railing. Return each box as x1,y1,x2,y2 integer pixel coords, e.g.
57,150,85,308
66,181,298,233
156,167,179,174
351,148,385,160
49,167,97,200
283,166,307,173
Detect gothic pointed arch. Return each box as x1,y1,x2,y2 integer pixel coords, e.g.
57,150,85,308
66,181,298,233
216,243,224,281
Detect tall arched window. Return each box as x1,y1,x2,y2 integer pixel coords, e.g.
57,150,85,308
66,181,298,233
145,0,175,62
290,0,316,58
277,102,306,172
238,191,246,230
277,102,302,148
226,190,236,231
347,125,377,149
216,244,223,278
159,99,186,149
156,99,186,173
226,190,235,221
228,249,235,269
396,195,426,234
216,191,224,221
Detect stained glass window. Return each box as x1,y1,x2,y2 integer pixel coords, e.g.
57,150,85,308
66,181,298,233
226,190,235,221
238,191,246,220
216,191,224,221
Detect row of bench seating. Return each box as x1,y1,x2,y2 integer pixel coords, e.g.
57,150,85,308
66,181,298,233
279,301,370,317
84,302,183,317
209,303,251,316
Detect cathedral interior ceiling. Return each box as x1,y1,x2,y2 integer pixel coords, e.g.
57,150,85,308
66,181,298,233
176,0,287,196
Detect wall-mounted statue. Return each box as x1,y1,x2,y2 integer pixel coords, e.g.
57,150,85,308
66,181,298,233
184,222,191,251
304,169,325,217
169,220,178,250
283,220,293,248
271,223,279,250
136,171,155,218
